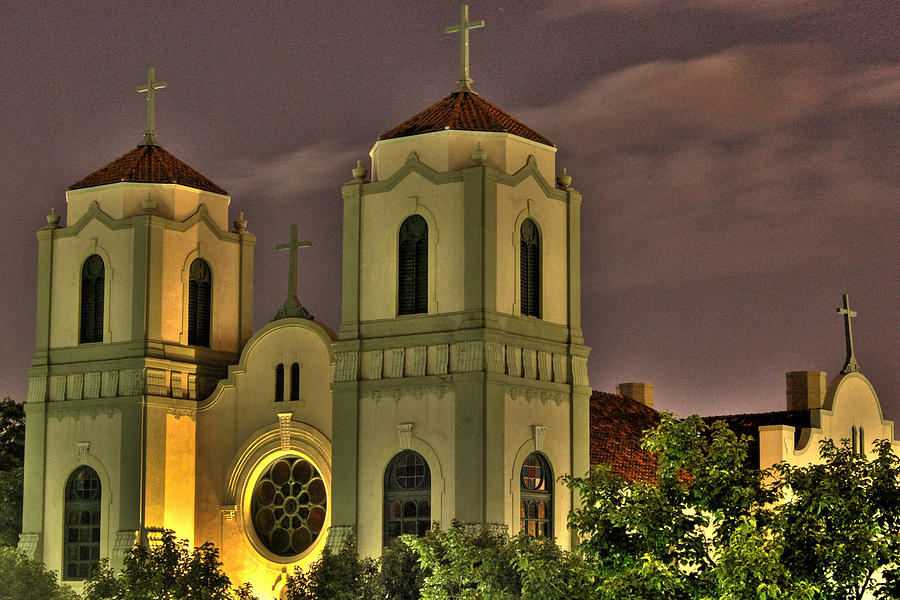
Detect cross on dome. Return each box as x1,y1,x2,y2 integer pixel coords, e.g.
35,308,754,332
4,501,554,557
137,67,166,146
837,294,862,374
445,4,484,92
274,224,313,320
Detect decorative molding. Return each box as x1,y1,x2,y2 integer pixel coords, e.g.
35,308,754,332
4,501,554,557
457,340,483,372
532,425,548,452
27,377,47,403
485,341,505,374
102,370,119,397
552,354,568,384
326,526,354,553
410,346,426,377
571,356,589,386
221,504,236,521
397,423,414,449
146,368,167,396
506,346,520,377
521,349,537,380
166,407,196,421
122,369,144,396
277,412,293,450
145,528,166,549
388,348,405,378
76,441,90,463
67,373,84,400
84,371,101,399
334,352,359,382
17,532,40,559
433,344,449,375
50,375,66,401
363,350,383,380
187,373,197,400
114,530,139,557
537,351,552,382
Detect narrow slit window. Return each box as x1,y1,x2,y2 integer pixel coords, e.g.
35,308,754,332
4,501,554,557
398,215,428,315
188,259,212,347
290,363,300,401
520,219,540,318
275,364,285,402
79,254,105,343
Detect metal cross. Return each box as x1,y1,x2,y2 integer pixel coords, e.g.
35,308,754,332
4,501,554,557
837,294,862,374
277,224,312,302
445,4,484,92
137,67,166,145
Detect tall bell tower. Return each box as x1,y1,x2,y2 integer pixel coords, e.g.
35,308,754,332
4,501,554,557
19,69,254,581
330,7,591,555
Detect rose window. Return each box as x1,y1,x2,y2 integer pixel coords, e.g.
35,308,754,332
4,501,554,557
252,456,327,556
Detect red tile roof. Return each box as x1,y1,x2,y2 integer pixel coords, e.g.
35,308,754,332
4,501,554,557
590,391,661,482
69,143,227,195
379,91,554,147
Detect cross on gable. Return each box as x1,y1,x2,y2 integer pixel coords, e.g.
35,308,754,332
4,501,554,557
445,4,484,92
837,294,862,374
274,224,313,320
137,67,166,145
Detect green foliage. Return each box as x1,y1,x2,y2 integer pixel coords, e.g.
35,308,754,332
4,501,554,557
379,539,426,600
0,545,79,600
774,438,900,600
0,397,25,547
82,530,257,600
403,521,594,600
283,538,382,600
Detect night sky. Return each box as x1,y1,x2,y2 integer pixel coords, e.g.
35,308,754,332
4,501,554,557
2,2,897,423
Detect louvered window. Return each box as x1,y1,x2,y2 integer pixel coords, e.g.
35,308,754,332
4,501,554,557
520,219,540,317
384,451,431,544
188,259,211,347
64,466,101,580
520,452,552,537
79,254,105,343
398,215,428,315
290,363,300,401
275,364,285,402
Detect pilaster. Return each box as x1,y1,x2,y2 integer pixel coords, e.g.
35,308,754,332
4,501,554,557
340,182,363,340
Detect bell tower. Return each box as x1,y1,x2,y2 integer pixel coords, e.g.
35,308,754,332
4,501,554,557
19,69,254,581
330,6,591,556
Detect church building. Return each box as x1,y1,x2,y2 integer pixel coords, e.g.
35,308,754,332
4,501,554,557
19,8,591,596
17,7,898,599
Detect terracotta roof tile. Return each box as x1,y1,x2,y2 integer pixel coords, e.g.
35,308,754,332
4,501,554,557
590,391,661,482
69,143,227,195
379,91,554,147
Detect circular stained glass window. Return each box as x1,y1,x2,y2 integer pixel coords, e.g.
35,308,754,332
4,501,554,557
251,456,327,557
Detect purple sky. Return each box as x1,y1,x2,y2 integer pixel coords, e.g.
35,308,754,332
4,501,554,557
1,1,897,423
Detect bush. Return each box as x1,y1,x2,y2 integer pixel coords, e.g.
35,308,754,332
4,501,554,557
0,545,79,600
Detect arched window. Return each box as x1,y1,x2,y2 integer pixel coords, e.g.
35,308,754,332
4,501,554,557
275,364,285,402
290,363,300,401
64,466,101,580
520,452,551,537
398,215,428,315
859,427,865,456
79,254,105,344
852,425,858,454
520,219,540,318
188,259,211,347
384,451,431,544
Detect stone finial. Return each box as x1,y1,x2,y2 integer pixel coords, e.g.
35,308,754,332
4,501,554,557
45,207,60,228
471,142,487,164
352,160,368,182
233,212,247,232
557,168,573,189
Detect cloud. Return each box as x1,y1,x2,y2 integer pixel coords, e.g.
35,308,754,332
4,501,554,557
515,44,899,291
540,0,823,21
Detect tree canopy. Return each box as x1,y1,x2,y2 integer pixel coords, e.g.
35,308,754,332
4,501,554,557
0,396,25,547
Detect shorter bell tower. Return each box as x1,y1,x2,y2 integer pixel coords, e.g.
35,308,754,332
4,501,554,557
19,69,254,583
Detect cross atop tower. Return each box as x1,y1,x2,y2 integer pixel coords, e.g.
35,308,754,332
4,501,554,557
836,294,862,374
137,67,166,146
274,224,313,320
445,4,484,92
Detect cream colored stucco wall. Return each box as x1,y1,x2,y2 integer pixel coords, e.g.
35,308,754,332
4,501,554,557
195,318,335,595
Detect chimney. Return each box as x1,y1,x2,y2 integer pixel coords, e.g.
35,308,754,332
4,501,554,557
617,382,654,409
786,371,827,411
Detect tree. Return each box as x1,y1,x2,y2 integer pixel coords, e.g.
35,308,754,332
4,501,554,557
282,537,382,600
402,521,594,600
0,545,79,600
0,397,25,547
774,438,900,600
564,414,817,599
82,530,257,600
